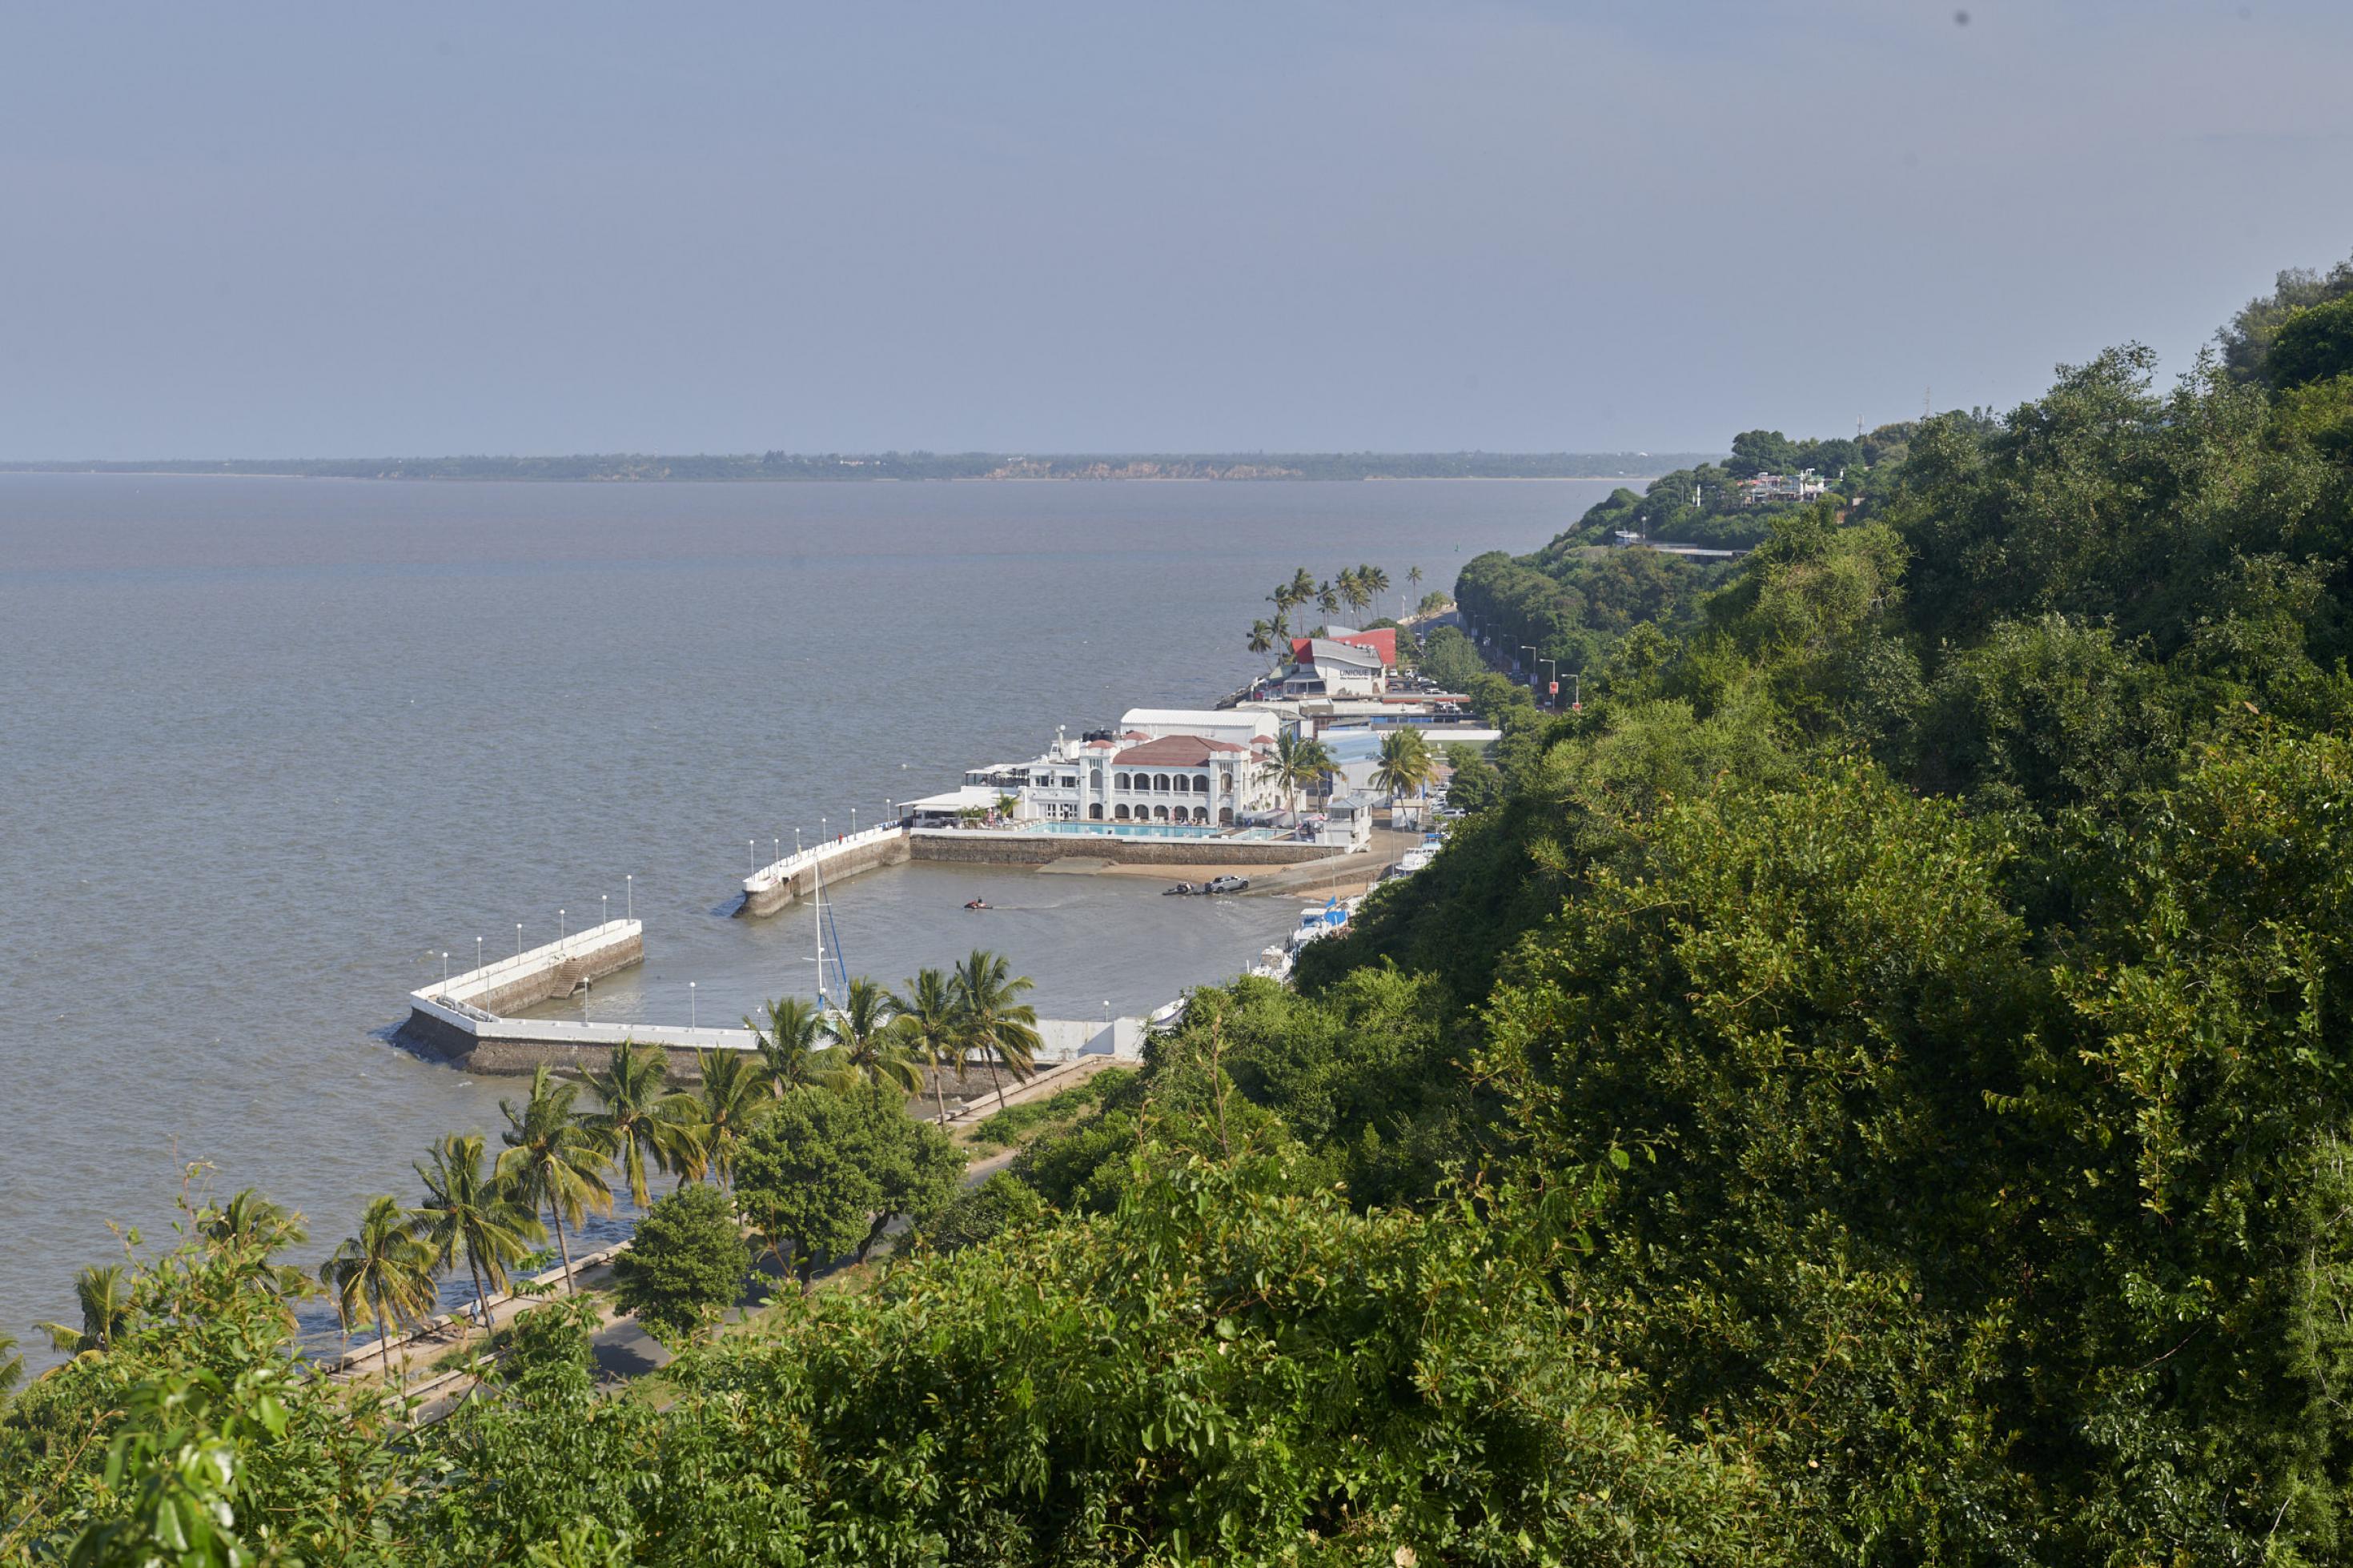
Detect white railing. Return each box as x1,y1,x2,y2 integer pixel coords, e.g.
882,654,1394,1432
440,920,643,1008
744,824,909,895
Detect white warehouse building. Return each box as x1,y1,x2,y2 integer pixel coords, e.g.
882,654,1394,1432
1016,727,1281,825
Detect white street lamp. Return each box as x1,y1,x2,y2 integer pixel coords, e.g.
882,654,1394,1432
559,908,566,941
440,950,450,990
516,922,524,957
476,936,483,976
689,981,697,1029
625,874,632,920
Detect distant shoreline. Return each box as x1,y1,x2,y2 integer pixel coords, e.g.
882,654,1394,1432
0,451,1706,486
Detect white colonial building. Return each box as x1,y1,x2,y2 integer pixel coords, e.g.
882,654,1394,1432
1013,725,1281,826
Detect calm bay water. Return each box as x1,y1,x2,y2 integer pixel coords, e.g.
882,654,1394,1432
0,473,1616,1365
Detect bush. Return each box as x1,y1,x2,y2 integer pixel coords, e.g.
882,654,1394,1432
610,1183,749,1346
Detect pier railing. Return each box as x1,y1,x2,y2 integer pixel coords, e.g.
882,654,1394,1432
440,920,643,1009
744,823,909,896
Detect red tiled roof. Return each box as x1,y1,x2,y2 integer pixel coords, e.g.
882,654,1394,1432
1114,735,1246,765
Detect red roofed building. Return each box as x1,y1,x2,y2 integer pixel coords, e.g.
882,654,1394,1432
1014,728,1278,826
1288,627,1395,668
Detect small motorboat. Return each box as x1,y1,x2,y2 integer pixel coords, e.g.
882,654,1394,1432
963,898,990,910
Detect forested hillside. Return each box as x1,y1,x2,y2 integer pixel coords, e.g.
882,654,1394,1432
6,267,2352,1565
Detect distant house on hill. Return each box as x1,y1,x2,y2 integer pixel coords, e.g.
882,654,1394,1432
1276,637,1389,700
1738,469,1830,506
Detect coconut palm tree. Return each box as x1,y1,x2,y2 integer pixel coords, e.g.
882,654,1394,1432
412,1133,544,1334
1338,567,1371,619
1287,567,1317,609
38,1263,134,1354
496,1066,616,1293
1371,727,1437,820
1246,620,1275,656
1259,729,1338,819
952,948,1042,1112
824,976,922,1093
1407,564,1423,600
1359,563,1390,616
685,1049,774,1189
1315,579,1341,619
745,997,836,1097
583,1040,696,1209
199,1186,314,1315
0,1330,21,1402
888,966,964,1122
323,1195,440,1384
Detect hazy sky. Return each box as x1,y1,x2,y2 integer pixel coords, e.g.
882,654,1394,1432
4,2,2350,459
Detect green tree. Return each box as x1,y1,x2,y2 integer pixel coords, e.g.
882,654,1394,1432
1370,726,1436,815
1257,729,1335,817
582,1040,696,1209
917,1170,1045,1253
2270,294,2353,390
412,1133,544,1333
745,995,837,1096
732,1089,885,1293
496,1065,616,1293
889,965,966,1122
822,976,922,1093
1245,618,1275,656
38,1262,134,1354
0,1330,18,1404
609,1183,750,1346
198,1187,313,1310
323,1194,441,1383
952,948,1043,1112
684,1049,774,1189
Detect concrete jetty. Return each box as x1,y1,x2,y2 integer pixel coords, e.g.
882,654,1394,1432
403,920,1154,1077
739,824,911,917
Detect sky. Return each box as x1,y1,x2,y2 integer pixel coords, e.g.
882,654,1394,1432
2,1,2350,459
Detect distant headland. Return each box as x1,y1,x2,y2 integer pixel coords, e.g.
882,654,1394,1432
0,451,1716,483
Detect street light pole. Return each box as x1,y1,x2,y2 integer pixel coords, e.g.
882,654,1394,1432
476,936,483,977
441,951,449,990
625,874,632,920
689,981,697,1030
559,908,566,941
516,922,524,958
601,894,608,929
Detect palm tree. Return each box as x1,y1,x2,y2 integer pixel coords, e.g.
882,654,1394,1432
1316,579,1341,619
583,1040,697,1209
1246,620,1275,656
0,1330,21,1402
1359,563,1390,616
496,1066,616,1293
1287,567,1317,610
824,976,922,1093
888,967,965,1121
1338,567,1371,619
1407,564,1423,600
1371,727,1437,820
38,1264,134,1354
952,948,1043,1112
745,997,835,1096
199,1186,314,1309
1259,729,1337,819
323,1196,440,1384
685,1049,774,1189
412,1133,544,1334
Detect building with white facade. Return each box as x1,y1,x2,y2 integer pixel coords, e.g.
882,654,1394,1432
1118,708,1279,748
1012,725,1282,826
1275,638,1388,700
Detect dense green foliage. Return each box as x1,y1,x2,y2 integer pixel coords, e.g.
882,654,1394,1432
11,269,2353,1562
609,1185,751,1346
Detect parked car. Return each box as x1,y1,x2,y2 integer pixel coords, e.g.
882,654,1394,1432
1204,875,1251,895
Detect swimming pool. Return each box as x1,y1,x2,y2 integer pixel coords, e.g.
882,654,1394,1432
1019,822,1287,842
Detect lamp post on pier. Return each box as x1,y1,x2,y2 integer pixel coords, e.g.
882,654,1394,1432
851,807,858,835
516,922,524,958
476,936,483,977
559,908,566,941
601,894,608,929
440,951,449,991
749,840,757,876
625,875,632,920
689,981,697,1030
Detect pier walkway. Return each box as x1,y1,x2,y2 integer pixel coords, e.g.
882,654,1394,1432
740,824,910,917
404,917,1155,1077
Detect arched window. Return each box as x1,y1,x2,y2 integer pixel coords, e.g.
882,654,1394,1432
1219,772,1232,794
1114,772,1129,790
1193,807,1209,824
1152,804,1169,821
1219,807,1234,826
1114,804,1130,820
1154,773,1170,792
1088,803,1103,820
1194,773,1210,794
1090,768,1103,791
1173,774,1189,793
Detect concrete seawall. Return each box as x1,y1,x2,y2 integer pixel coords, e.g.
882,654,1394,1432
738,825,912,918
908,829,1339,868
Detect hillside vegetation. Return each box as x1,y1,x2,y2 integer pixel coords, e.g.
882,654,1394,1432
6,266,2353,1564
